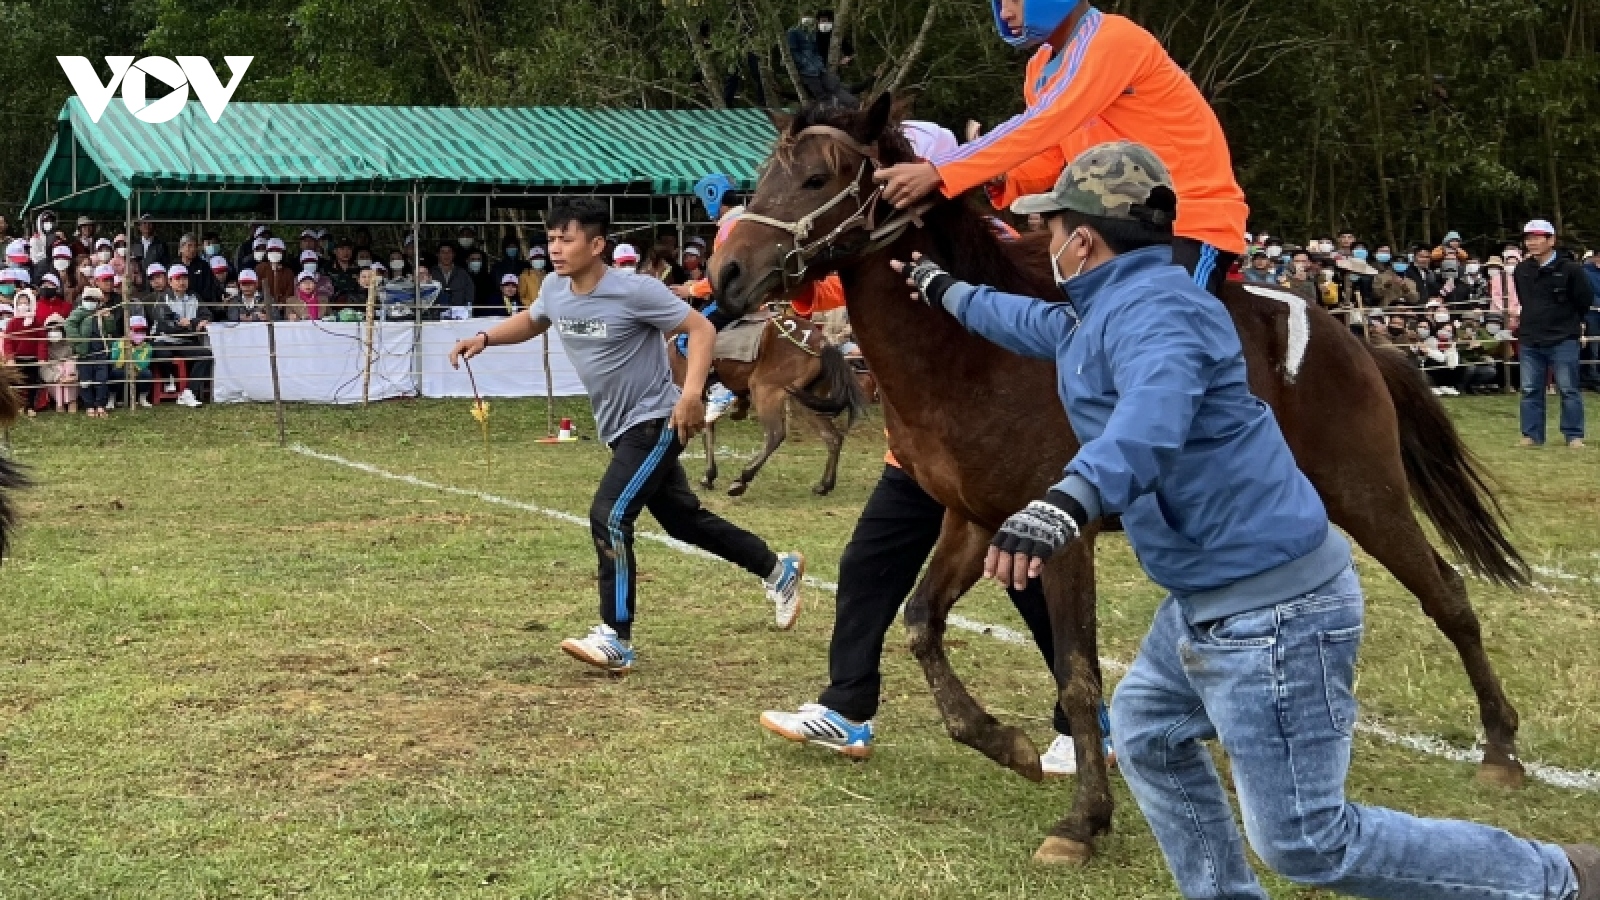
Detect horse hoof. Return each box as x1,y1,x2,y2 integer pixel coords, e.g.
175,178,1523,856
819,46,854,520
811,483,833,496
727,482,748,497
1477,761,1527,789
700,478,716,490
1033,836,1093,867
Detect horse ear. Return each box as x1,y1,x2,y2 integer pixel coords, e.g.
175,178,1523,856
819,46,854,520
855,91,894,144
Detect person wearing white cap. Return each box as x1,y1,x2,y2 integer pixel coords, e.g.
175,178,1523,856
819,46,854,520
495,272,522,315
112,314,156,407
228,268,273,323
92,237,114,266
150,262,211,407
612,243,640,274
518,244,547,311
1513,218,1590,448
257,237,295,305
71,216,98,257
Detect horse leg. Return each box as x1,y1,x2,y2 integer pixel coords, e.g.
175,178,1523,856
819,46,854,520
1333,497,1524,786
804,407,845,496
727,385,787,497
905,512,1044,782
1035,536,1115,866
700,421,718,490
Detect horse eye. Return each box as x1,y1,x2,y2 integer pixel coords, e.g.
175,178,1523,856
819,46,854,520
802,174,828,190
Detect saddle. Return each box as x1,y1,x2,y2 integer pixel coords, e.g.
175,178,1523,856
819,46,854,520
674,310,778,363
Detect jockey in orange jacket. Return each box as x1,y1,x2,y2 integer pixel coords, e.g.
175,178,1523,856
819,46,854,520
874,0,1248,295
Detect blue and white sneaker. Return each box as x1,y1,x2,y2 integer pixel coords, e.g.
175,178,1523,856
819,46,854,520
704,385,738,424
559,624,635,674
764,552,805,629
760,703,874,759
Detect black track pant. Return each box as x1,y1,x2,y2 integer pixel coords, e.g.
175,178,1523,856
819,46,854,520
591,418,778,641
818,465,1075,733
1171,237,1240,299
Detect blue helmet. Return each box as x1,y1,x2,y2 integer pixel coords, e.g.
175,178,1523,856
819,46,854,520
991,0,1085,48
695,173,737,220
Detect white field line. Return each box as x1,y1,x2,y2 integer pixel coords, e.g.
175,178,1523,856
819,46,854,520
291,443,1600,793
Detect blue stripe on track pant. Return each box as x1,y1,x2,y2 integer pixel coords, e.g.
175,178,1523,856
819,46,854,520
589,418,779,641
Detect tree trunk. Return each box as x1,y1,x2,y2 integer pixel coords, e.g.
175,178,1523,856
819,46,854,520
683,17,728,110
878,0,940,97
827,0,853,71
1359,24,1396,249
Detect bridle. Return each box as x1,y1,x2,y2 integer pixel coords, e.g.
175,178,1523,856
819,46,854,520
737,125,933,293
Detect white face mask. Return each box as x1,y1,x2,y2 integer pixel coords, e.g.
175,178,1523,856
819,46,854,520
467,261,483,273
458,237,475,249
116,246,126,257
78,266,93,277
1466,263,1480,275
53,259,70,271
1321,269,1335,281
81,299,99,310
1265,245,1282,259
818,22,833,32
267,252,283,264
95,251,111,263
531,259,546,271
390,259,406,272
1051,230,1089,285
47,329,64,342
303,262,318,274
254,250,266,261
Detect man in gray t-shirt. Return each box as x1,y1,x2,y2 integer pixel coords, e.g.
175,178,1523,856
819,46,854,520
529,269,686,444
449,199,804,675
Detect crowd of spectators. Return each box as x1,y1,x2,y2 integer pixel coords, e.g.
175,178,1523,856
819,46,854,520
0,209,717,417
1225,219,1596,445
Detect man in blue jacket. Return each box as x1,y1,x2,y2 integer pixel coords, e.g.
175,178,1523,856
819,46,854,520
893,142,1595,900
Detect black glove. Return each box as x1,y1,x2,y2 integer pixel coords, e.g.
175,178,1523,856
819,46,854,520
991,490,1086,566
905,256,956,308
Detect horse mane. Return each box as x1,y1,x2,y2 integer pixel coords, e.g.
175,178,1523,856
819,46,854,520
785,103,1057,301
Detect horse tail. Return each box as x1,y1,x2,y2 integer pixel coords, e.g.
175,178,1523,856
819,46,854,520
1367,342,1528,586
788,344,869,429
0,373,28,561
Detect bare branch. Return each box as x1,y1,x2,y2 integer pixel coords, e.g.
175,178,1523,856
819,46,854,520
879,0,940,97
681,16,728,110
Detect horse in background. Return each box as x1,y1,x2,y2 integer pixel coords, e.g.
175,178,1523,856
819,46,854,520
713,94,1527,864
669,312,869,497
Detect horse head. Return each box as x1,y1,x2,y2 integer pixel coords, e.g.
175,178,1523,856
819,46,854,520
713,93,914,318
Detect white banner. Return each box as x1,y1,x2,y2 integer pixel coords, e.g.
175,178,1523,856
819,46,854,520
209,320,416,404
417,317,587,399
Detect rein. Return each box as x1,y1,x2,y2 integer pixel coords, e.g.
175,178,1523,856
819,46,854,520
740,125,933,292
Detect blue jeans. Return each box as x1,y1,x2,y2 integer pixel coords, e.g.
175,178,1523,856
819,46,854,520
1519,339,1584,443
1111,566,1576,900
1581,310,1600,387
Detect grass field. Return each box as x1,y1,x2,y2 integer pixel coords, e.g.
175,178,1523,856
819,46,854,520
0,393,1596,898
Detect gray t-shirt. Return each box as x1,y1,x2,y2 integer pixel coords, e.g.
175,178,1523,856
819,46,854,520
530,270,691,444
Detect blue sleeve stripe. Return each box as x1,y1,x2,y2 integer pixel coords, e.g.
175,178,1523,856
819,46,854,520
1192,243,1217,290
933,9,1104,167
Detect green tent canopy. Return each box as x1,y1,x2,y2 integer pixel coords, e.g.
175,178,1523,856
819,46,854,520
24,98,777,221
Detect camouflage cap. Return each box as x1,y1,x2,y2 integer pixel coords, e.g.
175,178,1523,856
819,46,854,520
1010,141,1173,221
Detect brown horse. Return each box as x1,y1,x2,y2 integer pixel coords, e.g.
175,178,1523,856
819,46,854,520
714,95,1527,864
669,312,869,497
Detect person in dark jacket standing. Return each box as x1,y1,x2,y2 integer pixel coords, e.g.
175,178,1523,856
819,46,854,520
432,242,475,318
786,12,855,107
1582,250,1600,391
894,141,1599,900
1514,219,1592,448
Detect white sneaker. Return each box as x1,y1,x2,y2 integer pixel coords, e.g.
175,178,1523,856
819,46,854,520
1040,733,1078,777
704,385,737,424
166,377,177,392
176,389,202,408
559,624,635,674
138,396,153,408
763,552,805,630
760,703,874,758
105,397,115,410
